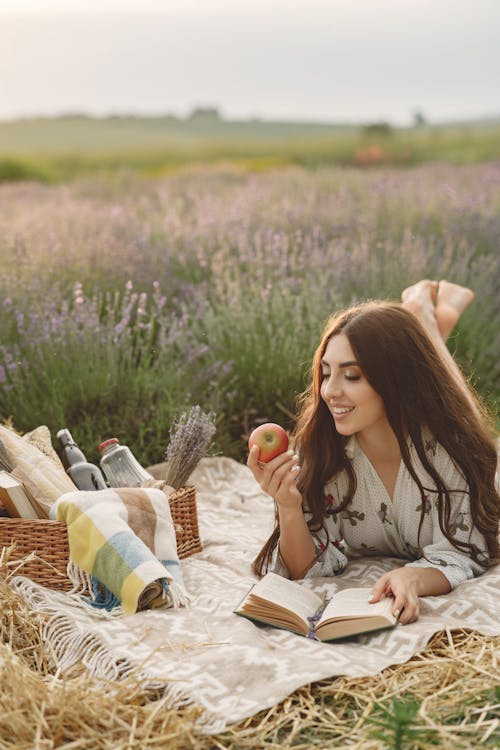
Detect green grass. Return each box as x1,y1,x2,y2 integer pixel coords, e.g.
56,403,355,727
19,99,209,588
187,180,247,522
1,115,499,182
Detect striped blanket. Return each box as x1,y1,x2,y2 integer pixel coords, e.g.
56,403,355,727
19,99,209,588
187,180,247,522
50,486,189,615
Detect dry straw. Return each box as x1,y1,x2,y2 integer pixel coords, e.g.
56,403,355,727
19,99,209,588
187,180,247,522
1,550,498,749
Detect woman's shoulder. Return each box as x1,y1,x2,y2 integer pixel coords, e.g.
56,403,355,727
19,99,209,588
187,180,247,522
416,429,463,481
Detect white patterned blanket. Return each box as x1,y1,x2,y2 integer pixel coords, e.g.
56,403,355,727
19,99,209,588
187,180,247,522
11,457,500,734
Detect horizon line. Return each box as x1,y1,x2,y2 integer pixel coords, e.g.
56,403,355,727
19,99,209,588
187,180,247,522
1,110,500,128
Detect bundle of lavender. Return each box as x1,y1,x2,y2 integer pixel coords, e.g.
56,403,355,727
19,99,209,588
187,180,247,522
163,406,216,489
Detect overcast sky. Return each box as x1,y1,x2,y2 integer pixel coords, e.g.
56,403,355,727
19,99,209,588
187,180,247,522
1,0,499,124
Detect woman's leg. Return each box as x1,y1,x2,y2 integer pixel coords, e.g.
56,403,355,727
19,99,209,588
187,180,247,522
401,279,479,417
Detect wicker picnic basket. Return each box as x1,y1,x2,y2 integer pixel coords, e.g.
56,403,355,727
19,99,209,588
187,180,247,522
0,485,202,591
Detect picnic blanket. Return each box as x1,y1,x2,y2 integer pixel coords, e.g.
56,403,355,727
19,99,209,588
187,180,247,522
11,457,500,734
50,486,188,614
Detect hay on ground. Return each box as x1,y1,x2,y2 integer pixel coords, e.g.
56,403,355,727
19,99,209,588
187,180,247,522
1,559,498,750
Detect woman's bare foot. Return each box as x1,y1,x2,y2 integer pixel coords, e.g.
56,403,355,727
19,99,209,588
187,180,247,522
401,280,441,342
402,279,479,420
434,281,474,341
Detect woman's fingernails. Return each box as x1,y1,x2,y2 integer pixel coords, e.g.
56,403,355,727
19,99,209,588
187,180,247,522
394,609,401,619
368,594,375,602
292,464,301,472
286,449,294,456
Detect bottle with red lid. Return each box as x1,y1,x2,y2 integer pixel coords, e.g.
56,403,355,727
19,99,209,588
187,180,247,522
98,438,153,487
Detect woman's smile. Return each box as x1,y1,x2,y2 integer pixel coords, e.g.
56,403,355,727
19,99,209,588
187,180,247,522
330,403,355,420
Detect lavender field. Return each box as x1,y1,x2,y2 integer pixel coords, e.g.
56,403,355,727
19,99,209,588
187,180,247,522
0,162,499,465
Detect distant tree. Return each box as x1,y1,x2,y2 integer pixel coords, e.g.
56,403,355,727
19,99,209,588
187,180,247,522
362,121,393,137
188,107,221,122
413,110,427,128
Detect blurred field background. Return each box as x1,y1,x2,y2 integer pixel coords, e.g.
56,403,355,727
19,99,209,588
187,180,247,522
1,114,500,182
0,128,498,465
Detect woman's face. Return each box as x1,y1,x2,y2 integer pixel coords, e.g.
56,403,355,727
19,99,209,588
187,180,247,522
320,333,389,439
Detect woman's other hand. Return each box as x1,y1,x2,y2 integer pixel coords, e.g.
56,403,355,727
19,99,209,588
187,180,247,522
369,565,451,624
247,444,302,510
369,567,421,624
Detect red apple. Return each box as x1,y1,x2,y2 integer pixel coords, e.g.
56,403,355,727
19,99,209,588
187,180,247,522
248,423,289,463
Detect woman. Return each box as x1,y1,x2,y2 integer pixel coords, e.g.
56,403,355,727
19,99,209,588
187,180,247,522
248,281,499,624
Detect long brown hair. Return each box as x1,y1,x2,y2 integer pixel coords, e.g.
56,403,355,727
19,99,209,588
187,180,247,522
254,301,499,574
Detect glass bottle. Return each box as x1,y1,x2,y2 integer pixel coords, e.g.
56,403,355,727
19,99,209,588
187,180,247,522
98,438,153,487
57,428,108,491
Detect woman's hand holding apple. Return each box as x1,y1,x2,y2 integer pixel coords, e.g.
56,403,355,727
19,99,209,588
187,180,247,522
247,423,316,579
247,444,302,510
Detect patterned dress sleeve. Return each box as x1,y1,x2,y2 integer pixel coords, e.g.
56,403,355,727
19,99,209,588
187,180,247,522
268,478,349,579
404,441,489,589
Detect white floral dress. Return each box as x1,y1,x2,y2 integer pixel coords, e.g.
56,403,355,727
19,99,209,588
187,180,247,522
272,434,489,589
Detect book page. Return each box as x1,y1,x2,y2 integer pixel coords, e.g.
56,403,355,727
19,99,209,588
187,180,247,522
247,572,324,623
319,587,396,625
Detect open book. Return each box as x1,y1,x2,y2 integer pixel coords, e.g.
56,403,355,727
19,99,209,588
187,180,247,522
235,572,399,641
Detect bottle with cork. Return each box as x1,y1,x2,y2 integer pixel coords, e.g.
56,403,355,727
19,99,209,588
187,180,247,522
57,428,108,491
